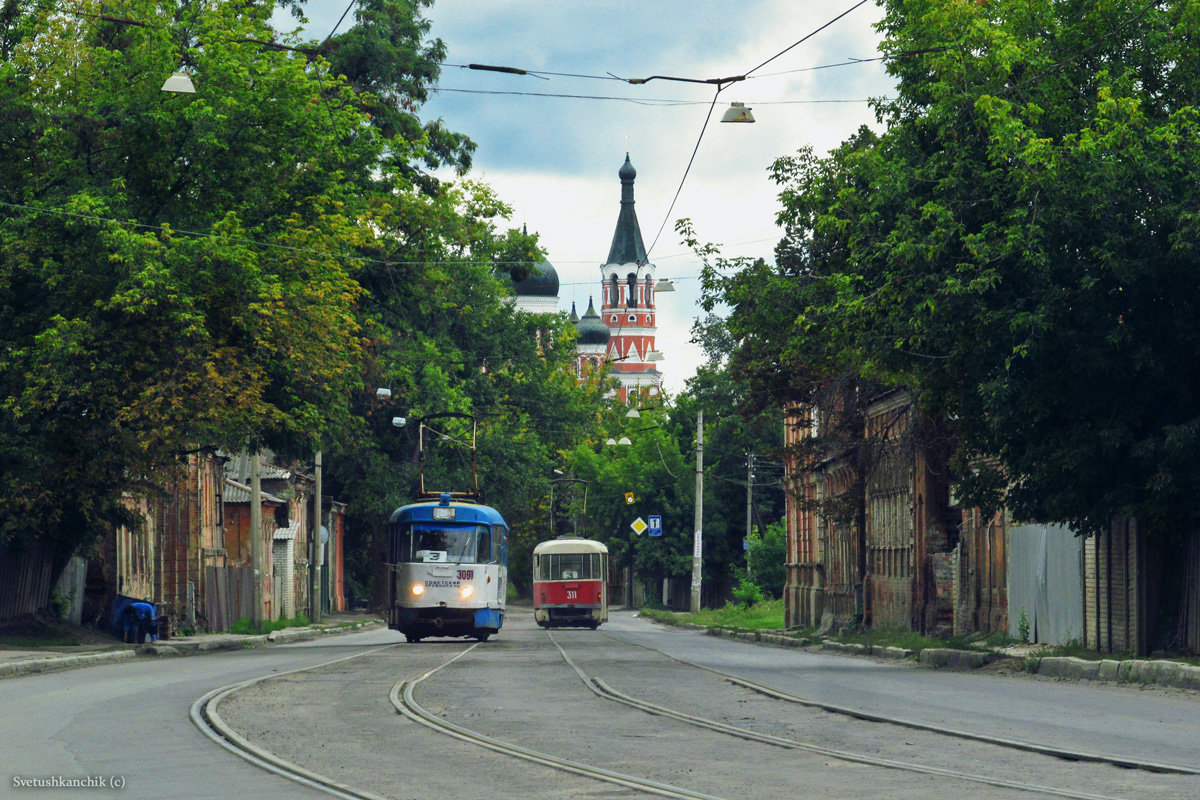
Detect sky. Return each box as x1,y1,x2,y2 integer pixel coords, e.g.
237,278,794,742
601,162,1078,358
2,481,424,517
283,1,896,396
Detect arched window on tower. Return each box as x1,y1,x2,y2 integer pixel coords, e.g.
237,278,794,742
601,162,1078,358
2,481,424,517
609,274,619,306
627,273,638,308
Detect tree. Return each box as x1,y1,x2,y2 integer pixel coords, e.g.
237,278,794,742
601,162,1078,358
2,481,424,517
676,316,786,604
711,0,1200,540
747,521,786,600
0,1,377,565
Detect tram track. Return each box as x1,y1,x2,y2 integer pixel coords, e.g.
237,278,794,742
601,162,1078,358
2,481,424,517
599,628,1200,776
197,633,729,800
545,631,1161,800
389,643,732,800
190,618,1196,800
191,643,404,800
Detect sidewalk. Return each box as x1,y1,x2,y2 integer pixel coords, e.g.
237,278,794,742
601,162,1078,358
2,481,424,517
0,612,385,680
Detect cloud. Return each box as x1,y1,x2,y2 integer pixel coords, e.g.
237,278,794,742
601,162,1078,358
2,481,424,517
286,1,895,397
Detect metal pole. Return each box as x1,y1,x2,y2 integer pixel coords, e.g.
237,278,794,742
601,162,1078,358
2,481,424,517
690,410,704,613
312,450,322,623
250,452,263,628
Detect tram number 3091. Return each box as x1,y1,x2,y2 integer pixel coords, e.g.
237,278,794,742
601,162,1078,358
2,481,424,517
458,569,474,580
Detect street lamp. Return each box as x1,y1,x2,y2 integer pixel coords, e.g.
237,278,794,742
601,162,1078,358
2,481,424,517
720,102,755,123
161,70,195,94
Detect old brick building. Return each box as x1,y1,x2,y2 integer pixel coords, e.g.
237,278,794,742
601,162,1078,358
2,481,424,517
783,391,996,638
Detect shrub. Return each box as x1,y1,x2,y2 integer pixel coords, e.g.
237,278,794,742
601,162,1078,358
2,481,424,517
732,577,764,608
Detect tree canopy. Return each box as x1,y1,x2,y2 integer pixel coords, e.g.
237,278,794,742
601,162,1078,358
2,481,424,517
706,0,1200,538
0,0,600,583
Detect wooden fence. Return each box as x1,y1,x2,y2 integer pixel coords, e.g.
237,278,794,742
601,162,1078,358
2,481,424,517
0,543,54,620
203,566,256,632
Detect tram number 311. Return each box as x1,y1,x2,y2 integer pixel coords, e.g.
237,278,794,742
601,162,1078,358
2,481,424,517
566,590,577,600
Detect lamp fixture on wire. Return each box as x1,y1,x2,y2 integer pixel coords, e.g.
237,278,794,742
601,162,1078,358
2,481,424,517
720,102,755,123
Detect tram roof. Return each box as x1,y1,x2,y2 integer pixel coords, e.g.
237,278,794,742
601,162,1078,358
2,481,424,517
389,496,507,526
532,537,609,555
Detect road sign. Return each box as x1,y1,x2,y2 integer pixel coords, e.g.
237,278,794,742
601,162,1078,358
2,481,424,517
648,515,662,536
630,517,647,535
625,492,635,505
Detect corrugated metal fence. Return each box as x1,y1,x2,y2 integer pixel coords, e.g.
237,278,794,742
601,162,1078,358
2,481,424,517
1008,523,1084,645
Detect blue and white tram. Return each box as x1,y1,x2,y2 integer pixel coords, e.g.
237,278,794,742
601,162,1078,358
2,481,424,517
386,493,508,643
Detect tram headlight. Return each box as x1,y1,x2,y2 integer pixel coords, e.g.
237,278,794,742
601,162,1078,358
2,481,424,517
460,584,475,599
411,583,426,597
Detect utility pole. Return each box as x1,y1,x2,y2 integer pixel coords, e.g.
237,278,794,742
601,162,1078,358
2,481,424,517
312,450,323,624
746,451,754,574
690,410,704,613
250,452,263,629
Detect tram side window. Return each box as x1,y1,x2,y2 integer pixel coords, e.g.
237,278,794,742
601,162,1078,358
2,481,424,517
389,525,411,565
477,527,493,564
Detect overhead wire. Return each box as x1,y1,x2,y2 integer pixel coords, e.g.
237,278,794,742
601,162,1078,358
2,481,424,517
642,0,875,261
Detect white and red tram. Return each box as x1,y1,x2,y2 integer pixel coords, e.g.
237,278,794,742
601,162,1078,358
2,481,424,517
532,537,608,629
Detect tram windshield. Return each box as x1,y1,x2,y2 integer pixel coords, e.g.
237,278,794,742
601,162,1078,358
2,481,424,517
536,552,605,581
391,523,496,564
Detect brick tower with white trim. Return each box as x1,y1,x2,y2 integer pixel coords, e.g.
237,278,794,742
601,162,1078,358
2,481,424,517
599,154,662,402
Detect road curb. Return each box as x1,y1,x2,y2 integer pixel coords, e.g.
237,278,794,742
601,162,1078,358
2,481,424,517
640,613,1200,692
0,619,384,679
0,649,136,678
1033,655,1200,690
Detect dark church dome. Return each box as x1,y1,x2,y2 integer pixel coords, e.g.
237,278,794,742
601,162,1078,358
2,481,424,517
512,257,560,298
574,297,610,345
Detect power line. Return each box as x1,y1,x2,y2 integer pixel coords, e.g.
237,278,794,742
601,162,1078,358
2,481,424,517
744,0,873,78
642,0,876,262
433,86,875,105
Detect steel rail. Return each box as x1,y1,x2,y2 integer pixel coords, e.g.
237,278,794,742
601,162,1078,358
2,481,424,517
191,643,403,800
603,629,1200,776
548,632,1134,800
388,644,732,800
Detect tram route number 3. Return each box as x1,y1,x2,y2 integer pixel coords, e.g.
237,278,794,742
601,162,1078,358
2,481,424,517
457,570,474,580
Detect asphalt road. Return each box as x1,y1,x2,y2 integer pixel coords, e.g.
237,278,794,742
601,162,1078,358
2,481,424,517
3,609,1199,800
0,630,399,800
218,609,1200,800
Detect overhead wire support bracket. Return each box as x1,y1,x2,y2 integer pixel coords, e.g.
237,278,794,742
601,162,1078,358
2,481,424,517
468,63,529,75
624,74,747,87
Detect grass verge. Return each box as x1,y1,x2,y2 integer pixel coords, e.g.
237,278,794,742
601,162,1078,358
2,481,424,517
639,599,789,631
230,614,312,636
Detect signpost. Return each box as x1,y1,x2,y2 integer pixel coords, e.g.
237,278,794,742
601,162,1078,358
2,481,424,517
631,517,648,535
648,515,662,536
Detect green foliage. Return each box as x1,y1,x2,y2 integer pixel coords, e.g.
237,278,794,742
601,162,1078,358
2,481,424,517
746,521,786,599
1017,609,1031,644
230,614,311,635
0,1,386,560
640,599,786,631
704,0,1200,538
731,577,764,608
0,0,605,603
